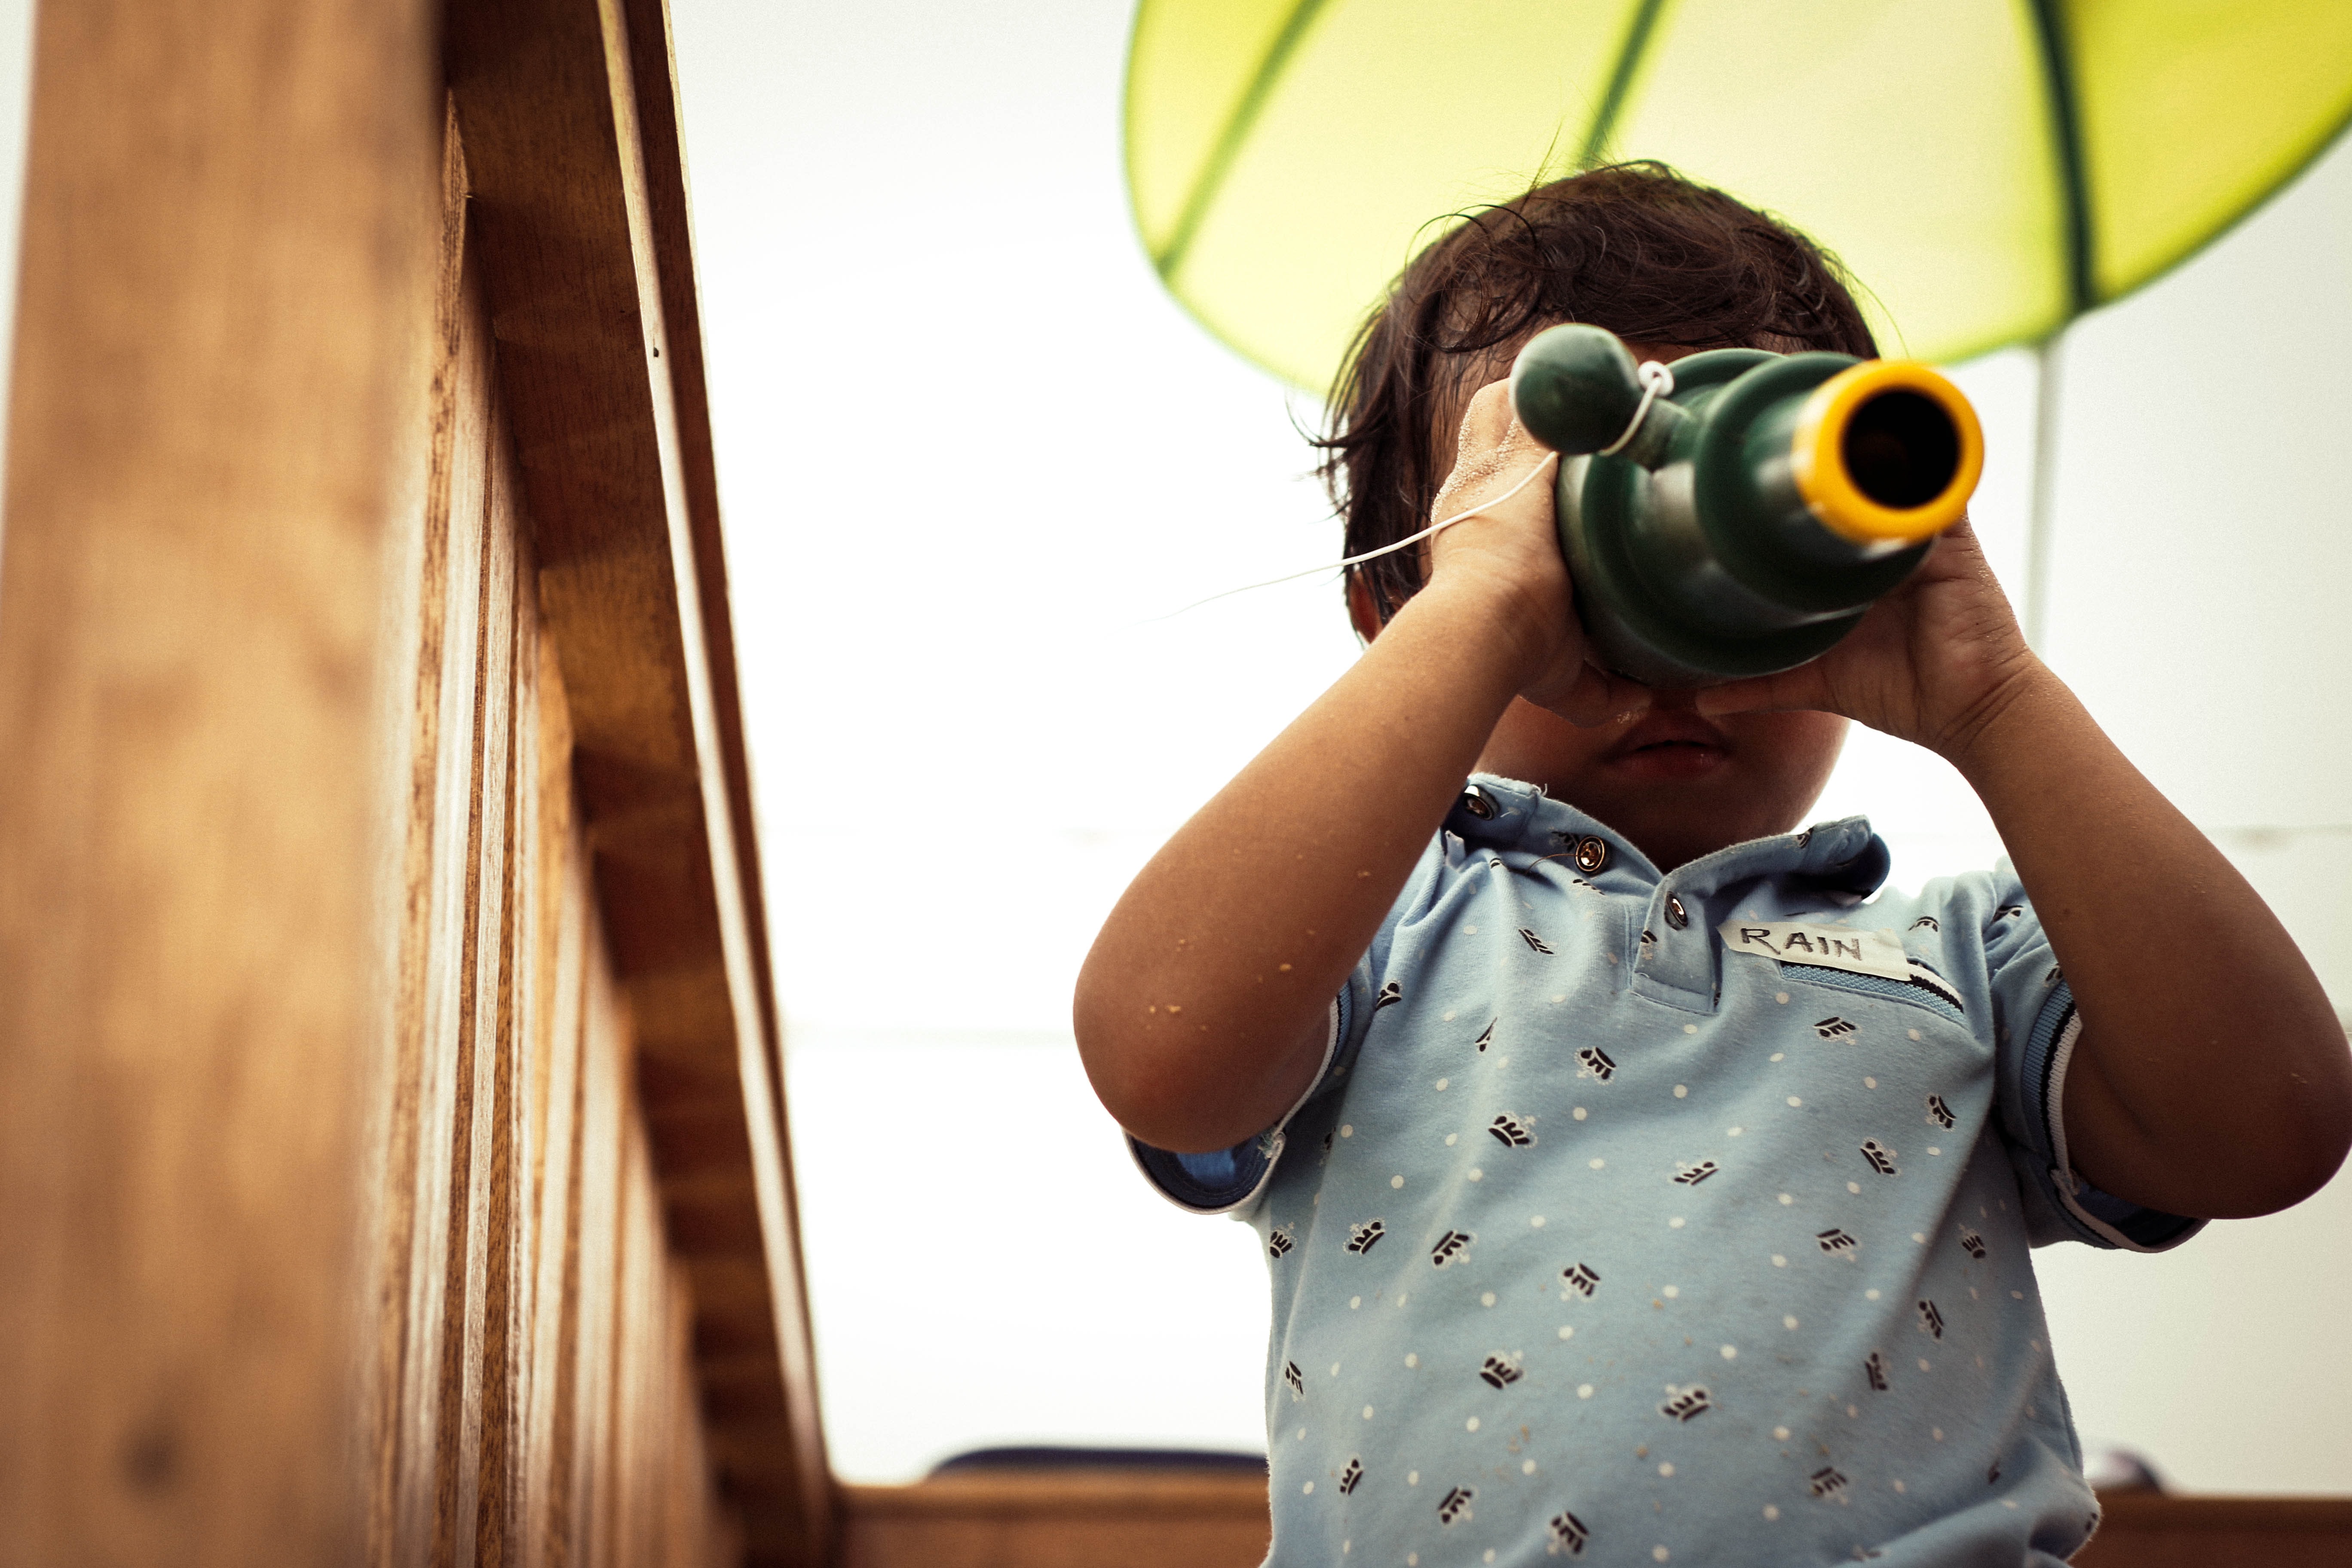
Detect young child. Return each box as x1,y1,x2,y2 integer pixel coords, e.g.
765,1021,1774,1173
1074,165,2350,1566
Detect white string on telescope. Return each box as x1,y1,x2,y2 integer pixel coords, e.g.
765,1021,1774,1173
1596,360,1675,456
1152,360,1673,622
1150,451,1561,621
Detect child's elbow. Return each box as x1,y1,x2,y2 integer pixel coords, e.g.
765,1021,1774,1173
1072,976,1206,1153
1072,974,1304,1154
2285,1020,2352,1196
2264,1075,2352,1215
1072,1019,1236,1153
2213,1033,2352,1218
2210,1139,2349,1220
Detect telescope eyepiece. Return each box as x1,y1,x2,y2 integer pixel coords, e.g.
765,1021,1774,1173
1843,390,1961,511
1790,361,1983,546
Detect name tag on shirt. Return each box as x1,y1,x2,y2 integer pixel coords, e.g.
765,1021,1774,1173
1718,920,1910,980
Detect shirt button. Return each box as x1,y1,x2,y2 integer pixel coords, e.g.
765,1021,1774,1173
1460,785,1495,820
1665,893,1689,930
1573,836,1609,873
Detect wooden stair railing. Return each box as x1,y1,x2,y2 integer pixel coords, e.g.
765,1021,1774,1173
0,1,827,1563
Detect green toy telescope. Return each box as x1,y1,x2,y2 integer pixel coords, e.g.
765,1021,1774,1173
1507,324,1984,687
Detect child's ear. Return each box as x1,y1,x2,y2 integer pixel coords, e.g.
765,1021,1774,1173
1347,572,1384,644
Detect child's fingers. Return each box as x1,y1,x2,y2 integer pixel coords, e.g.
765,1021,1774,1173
1432,382,1537,519
1694,668,1823,719
1539,659,1654,728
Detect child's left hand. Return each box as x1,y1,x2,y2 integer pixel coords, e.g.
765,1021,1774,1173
1693,518,2040,762
1702,514,2352,1220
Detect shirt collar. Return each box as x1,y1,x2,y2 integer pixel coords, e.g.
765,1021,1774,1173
1447,772,1890,900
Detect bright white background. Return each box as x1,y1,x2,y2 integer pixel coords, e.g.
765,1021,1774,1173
670,0,2352,1490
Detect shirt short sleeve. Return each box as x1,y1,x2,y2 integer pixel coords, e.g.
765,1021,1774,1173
1984,868,2205,1251
1128,835,1452,1216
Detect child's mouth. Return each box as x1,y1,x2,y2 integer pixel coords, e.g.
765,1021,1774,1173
1619,738,1727,779
1605,714,1730,779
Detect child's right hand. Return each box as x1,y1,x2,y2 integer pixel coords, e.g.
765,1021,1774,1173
1425,381,1650,727
1077,384,1645,1153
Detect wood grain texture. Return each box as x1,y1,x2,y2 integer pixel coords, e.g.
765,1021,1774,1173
837,1473,1274,1568
0,0,437,1562
2075,1494,2352,1567
441,1,829,1559
0,2,800,1562
837,1478,2352,1568
361,111,732,1568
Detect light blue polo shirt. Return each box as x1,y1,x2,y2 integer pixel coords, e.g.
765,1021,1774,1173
1133,775,2199,1567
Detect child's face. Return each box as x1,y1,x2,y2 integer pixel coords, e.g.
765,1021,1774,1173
1474,692,1847,873
1373,338,1849,871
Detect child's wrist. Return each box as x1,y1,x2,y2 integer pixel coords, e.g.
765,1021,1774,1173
1929,656,2065,776
1408,567,1568,684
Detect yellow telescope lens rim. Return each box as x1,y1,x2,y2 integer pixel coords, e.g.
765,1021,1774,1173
1789,361,1984,546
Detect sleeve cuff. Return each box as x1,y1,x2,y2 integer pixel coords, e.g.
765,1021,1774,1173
1127,990,1349,1218
1127,1136,1275,1216
2018,983,2205,1253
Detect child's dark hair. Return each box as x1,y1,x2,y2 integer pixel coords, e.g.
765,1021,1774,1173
1320,162,1879,624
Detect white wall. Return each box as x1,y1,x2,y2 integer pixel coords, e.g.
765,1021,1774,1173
668,0,2352,1488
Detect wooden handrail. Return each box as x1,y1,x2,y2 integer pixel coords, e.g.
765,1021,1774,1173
835,1473,2352,1568
443,0,828,1558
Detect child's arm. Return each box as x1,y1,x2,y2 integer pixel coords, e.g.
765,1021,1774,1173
1074,391,1645,1153
1700,527,2352,1218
